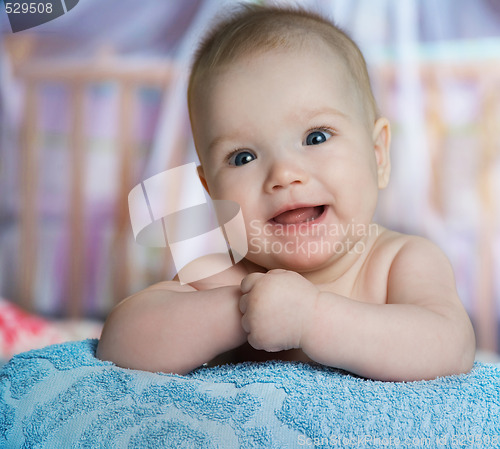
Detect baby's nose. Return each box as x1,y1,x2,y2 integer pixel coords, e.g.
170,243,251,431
264,157,309,193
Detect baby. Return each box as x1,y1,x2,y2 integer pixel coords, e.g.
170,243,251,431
97,4,475,381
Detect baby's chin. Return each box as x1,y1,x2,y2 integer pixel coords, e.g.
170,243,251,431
245,252,339,274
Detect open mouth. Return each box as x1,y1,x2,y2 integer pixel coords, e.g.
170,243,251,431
271,205,326,225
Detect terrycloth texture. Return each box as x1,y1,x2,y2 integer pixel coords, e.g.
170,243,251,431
1,340,500,448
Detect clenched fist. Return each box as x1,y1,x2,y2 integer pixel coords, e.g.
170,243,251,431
239,269,319,352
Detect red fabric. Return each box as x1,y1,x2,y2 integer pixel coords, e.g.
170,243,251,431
0,299,101,360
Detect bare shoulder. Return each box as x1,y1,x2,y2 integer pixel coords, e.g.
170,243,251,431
368,226,448,266
383,231,455,278
374,230,459,307
359,226,414,279
365,227,460,307
369,225,415,254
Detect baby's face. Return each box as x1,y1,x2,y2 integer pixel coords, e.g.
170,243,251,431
191,41,390,273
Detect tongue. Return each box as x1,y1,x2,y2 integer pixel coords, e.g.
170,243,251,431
273,206,322,225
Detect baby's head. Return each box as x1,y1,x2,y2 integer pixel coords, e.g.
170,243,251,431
188,4,379,133
188,4,391,271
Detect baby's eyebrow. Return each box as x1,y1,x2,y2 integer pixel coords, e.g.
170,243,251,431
293,106,349,123
207,133,242,155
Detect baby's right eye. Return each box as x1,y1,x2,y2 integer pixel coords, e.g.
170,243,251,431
228,150,256,166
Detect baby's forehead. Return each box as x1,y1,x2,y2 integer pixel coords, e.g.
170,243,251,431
193,31,364,106
204,38,351,91
197,44,362,121
226,34,347,72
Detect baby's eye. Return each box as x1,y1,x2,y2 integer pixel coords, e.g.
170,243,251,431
305,130,332,146
228,150,256,166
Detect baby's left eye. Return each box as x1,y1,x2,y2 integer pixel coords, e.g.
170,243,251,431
305,130,332,146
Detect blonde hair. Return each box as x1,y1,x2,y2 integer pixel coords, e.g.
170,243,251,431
188,4,379,123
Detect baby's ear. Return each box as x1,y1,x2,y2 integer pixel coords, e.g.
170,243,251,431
372,117,391,189
197,165,210,195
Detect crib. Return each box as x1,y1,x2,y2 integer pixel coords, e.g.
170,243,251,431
2,34,187,318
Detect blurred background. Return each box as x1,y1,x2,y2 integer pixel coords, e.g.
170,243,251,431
0,0,499,361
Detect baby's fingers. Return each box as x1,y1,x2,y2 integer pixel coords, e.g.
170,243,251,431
240,272,265,294
240,312,251,334
239,293,248,314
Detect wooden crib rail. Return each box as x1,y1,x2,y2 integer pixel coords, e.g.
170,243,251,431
6,35,176,318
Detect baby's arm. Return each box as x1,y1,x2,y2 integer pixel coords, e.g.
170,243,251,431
96,280,247,374
303,238,475,381
240,238,475,381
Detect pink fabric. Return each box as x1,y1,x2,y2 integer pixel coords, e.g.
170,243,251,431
0,298,102,360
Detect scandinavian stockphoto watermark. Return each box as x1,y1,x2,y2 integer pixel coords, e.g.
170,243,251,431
248,219,380,258
297,433,500,447
2,0,79,33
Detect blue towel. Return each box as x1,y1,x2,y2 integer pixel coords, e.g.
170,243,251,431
1,339,499,448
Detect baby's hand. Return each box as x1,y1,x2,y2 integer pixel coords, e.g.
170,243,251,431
239,269,319,352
